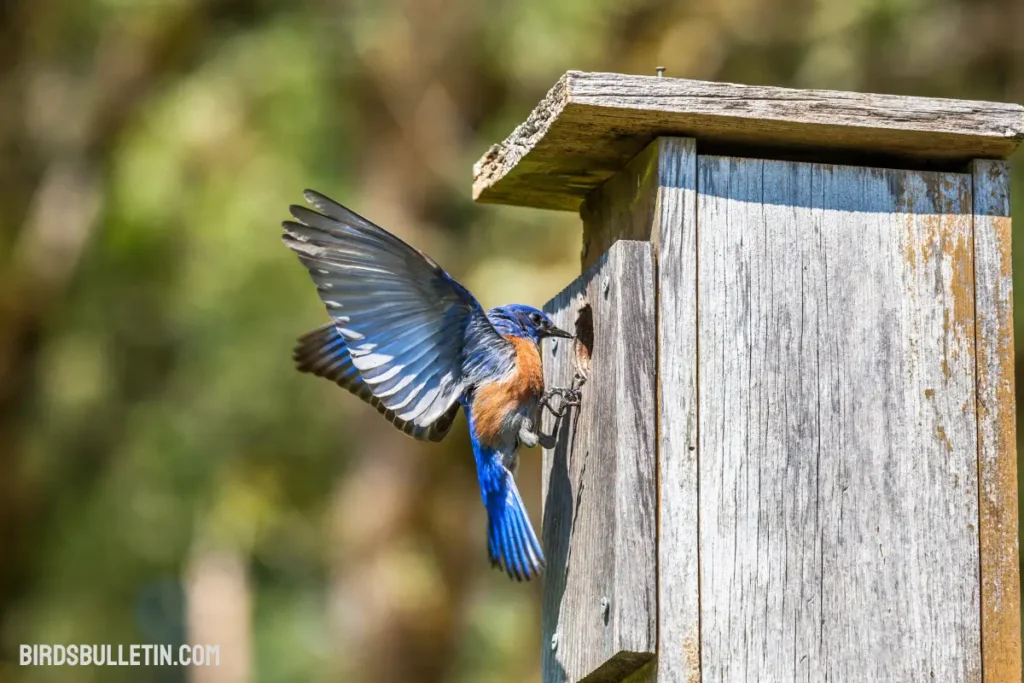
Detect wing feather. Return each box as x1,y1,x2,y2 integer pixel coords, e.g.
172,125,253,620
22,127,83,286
283,190,514,436
294,325,461,441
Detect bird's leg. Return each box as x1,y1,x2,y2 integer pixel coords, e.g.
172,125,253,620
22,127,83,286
520,415,557,450
517,418,540,448
520,415,561,450
522,396,568,449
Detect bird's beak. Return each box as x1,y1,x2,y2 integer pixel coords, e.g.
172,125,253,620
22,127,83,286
545,324,574,339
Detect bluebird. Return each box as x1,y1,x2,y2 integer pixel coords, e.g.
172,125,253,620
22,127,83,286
281,190,581,581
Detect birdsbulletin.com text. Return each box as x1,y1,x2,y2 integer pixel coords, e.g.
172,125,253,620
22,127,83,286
21,644,220,667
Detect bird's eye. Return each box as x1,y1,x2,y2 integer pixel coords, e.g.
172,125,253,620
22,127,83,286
529,312,543,325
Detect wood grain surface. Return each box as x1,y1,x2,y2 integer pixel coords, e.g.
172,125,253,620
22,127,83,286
541,241,657,682
581,137,703,683
972,159,1021,683
697,156,982,681
473,71,1024,211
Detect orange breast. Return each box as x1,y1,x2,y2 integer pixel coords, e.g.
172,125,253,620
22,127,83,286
472,336,544,446
508,336,544,398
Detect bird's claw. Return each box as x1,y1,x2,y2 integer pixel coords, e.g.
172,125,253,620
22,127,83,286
540,397,571,419
541,373,586,417
541,386,573,402
561,388,582,406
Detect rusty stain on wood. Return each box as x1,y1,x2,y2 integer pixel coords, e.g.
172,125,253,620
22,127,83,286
681,636,700,683
937,424,953,452
948,219,978,342
971,159,1021,683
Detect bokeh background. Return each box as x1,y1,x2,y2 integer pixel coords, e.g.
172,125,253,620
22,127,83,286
1,0,1022,681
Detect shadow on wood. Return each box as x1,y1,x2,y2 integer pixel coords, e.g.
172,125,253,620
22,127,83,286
541,242,657,683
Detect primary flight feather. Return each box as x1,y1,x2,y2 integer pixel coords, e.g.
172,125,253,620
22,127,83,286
282,190,575,580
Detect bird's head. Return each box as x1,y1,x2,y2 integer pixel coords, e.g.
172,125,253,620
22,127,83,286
488,304,574,344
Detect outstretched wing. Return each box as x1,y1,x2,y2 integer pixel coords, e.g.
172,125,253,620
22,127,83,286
282,190,514,435
293,324,461,441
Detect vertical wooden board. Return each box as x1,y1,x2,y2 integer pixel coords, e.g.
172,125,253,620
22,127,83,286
579,140,660,271
542,241,657,682
578,136,702,683
972,160,1021,683
697,156,981,681
650,139,702,683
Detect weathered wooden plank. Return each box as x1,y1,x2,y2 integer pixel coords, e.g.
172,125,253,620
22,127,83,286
473,71,1024,211
697,157,981,681
972,159,1021,683
649,139,701,683
580,137,702,683
579,140,661,271
541,241,657,683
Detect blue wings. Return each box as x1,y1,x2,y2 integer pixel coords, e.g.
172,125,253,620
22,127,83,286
282,190,514,439
293,324,461,441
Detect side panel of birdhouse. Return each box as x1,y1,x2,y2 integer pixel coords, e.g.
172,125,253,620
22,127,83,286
696,157,981,682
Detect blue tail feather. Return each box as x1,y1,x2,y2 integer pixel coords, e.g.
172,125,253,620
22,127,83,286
482,462,544,581
467,404,544,581
507,514,526,580
509,497,538,576
499,514,519,580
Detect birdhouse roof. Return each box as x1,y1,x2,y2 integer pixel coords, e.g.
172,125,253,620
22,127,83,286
473,71,1024,211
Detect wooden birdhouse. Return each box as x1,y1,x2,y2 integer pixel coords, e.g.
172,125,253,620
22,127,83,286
473,71,1024,683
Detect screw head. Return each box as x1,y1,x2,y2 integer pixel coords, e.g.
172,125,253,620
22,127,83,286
600,596,610,622
550,633,559,651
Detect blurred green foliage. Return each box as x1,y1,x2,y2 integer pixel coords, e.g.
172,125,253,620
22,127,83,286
0,0,1022,682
